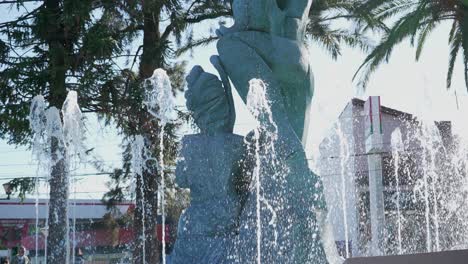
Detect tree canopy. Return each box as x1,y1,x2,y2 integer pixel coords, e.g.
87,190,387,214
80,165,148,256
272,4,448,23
354,0,468,90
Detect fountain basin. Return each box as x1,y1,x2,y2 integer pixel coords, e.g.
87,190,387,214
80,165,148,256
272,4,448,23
344,250,468,264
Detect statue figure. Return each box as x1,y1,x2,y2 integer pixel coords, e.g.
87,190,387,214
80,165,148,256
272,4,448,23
172,0,340,263
171,58,244,263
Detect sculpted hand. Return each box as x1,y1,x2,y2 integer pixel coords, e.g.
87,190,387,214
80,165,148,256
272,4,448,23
218,0,312,40
185,57,235,135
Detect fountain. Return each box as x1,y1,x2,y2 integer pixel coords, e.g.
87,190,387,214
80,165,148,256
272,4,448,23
29,95,47,262
130,135,147,263
62,91,86,264
144,68,175,264
169,7,468,256
27,91,85,264
336,122,351,258
245,79,281,263
120,68,176,263
390,128,403,254
20,0,468,263
172,0,332,262
334,104,468,263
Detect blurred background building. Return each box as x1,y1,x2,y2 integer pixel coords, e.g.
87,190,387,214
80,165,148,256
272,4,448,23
317,96,459,257
0,198,171,263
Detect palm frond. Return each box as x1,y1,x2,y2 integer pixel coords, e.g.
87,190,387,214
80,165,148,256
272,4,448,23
372,0,419,21
449,19,459,43
416,20,437,61
447,26,462,89
309,22,342,59
460,14,468,90
354,2,437,88
308,0,380,59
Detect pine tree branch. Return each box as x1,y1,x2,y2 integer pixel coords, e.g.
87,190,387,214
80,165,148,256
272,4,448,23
0,20,26,28
176,35,218,56
0,4,42,28
0,0,40,4
185,11,231,24
118,24,144,33
161,12,176,41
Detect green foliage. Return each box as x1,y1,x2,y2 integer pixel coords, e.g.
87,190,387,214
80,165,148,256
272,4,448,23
93,7,233,253
307,0,385,60
0,0,137,144
177,0,381,61
354,0,468,90
0,8,227,254
5,177,36,200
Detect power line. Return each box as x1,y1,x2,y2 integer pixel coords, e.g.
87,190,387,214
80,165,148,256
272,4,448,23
0,142,124,154
22,191,111,195
0,159,122,167
0,172,114,181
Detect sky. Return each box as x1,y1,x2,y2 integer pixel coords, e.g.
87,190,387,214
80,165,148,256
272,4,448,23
1,7,468,200
187,20,468,156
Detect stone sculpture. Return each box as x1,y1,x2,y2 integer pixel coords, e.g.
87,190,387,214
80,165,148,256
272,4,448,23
172,59,244,263
172,0,337,263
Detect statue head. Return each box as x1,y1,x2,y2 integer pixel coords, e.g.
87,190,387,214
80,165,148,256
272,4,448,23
229,0,312,40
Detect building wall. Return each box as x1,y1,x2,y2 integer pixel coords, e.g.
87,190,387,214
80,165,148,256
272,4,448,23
0,199,130,220
319,102,358,257
317,97,454,257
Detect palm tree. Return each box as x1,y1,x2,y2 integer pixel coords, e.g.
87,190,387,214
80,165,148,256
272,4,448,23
354,0,468,90
177,0,382,59
307,0,384,60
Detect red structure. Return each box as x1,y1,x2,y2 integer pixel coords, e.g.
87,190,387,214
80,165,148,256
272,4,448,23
0,199,171,255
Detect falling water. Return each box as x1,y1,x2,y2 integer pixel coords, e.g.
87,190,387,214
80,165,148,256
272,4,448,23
315,135,345,264
159,129,166,263
29,95,47,262
253,122,262,264
45,106,67,263
391,128,404,254
386,119,468,254
144,69,175,264
71,182,77,262
447,135,468,249
421,122,443,251
336,122,350,258
417,126,433,252
43,183,49,264
62,91,85,157
29,91,84,263
35,178,41,262
404,119,447,252
62,91,85,263
318,100,468,257
246,79,280,263
131,135,147,263
247,79,265,264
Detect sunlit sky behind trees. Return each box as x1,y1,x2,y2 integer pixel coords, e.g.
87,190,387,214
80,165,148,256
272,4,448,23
1,6,468,199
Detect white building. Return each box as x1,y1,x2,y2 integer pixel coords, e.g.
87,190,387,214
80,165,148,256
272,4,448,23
317,96,455,257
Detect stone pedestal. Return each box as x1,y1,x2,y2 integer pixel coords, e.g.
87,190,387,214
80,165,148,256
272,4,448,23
171,134,244,264
344,250,468,264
